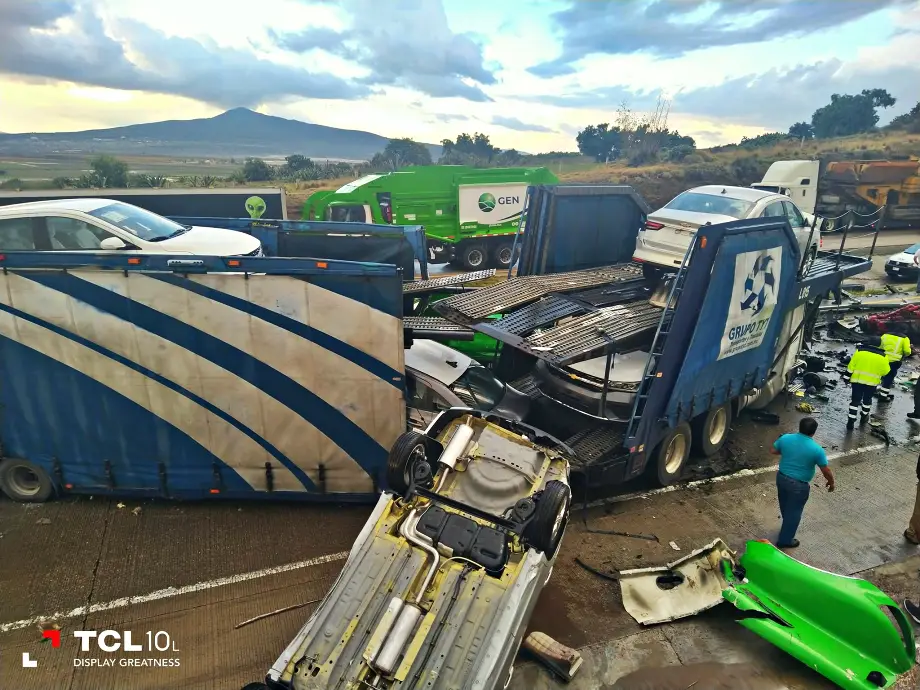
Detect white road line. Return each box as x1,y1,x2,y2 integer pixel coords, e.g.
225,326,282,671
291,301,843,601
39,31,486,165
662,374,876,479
0,550,348,634
579,441,890,511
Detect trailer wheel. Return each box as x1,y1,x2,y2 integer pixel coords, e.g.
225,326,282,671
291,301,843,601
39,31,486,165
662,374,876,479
492,241,515,270
524,480,571,558
650,422,691,486
0,458,54,502
691,403,731,457
386,431,431,494
459,243,488,271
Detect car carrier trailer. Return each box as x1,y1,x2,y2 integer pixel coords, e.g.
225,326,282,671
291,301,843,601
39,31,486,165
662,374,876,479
0,187,288,220
433,185,873,487
0,251,405,502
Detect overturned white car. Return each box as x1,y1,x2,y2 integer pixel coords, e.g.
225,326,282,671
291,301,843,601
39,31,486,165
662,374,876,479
263,410,572,690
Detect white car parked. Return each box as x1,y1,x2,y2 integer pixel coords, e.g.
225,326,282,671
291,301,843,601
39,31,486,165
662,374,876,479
0,198,263,256
633,185,820,279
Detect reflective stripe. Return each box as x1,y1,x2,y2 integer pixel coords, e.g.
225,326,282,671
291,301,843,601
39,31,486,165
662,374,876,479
850,369,882,385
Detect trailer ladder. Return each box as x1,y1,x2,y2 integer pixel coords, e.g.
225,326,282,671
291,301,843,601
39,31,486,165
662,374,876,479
624,247,696,446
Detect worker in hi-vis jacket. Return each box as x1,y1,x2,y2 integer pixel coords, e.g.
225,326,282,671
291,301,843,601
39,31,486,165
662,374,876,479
845,338,890,430
879,329,911,401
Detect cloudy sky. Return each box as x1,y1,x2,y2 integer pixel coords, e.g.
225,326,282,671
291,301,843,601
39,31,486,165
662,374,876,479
1,0,918,151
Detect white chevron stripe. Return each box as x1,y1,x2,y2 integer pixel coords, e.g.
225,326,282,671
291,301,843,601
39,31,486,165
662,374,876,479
75,271,392,492
0,281,297,492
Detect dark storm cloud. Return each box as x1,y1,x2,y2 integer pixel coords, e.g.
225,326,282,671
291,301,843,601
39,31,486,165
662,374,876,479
274,0,496,102
491,116,555,133
529,0,909,76
0,0,368,107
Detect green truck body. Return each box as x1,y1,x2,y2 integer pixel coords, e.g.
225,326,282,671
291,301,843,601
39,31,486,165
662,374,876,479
302,165,559,269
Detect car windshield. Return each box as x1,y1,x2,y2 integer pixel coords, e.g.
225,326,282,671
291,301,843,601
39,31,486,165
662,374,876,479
904,244,920,255
664,192,755,219
87,202,189,241
450,364,505,410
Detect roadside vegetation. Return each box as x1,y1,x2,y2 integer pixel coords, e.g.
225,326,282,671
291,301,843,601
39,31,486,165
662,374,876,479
2,88,918,215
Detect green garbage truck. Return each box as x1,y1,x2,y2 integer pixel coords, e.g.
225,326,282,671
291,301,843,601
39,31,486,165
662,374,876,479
302,165,559,269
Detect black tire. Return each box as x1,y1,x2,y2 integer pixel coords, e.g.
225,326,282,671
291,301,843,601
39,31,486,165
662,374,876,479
691,403,731,457
642,263,664,282
459,243,488,271
0,458,54,502
492,241,515,270
649,422,691,486
524,480,571,558
386,431,430,494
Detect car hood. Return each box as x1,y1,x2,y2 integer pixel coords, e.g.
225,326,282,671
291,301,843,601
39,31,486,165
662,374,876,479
154,226,261,256
648,209,740,229
888,250,917,263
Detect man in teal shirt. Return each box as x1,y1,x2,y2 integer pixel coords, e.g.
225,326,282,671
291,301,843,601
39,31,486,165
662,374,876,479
770,417,835,548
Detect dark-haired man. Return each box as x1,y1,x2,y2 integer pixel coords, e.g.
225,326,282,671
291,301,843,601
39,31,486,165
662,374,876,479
770,417,835,549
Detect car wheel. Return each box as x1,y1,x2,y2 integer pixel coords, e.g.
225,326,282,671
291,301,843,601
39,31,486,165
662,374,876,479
801,246,817,274
642,263,664,282
691,403,731,457
649,422,691,486
460,243,488,271
386,431,431,494
492,242,515,270
0,458,54,502
524,480,571,558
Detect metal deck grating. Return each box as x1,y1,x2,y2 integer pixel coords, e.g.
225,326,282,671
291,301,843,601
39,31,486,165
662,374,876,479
565,424,626,465
507,373,543,399
403,269,496,294
403,316,474,336
521,301,663,366
493,295,585,336
435,264,643,323
803,252,870,279
569,281,649,307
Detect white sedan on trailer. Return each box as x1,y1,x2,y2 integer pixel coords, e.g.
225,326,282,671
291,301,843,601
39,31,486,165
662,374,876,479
0,199,263,256
633,185,820,280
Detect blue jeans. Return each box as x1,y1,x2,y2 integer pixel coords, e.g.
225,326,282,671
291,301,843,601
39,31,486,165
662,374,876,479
777,472,810,545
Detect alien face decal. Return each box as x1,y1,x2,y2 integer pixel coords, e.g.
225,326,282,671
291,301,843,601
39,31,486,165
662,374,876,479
245,196,266,219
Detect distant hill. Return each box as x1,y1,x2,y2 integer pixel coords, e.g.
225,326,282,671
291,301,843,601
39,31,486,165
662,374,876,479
0,108,440,161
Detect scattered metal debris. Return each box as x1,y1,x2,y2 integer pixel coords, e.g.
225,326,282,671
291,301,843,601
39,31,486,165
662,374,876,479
521,631,584,683
234,599,321,629
574,557,620,582
620,539,736,625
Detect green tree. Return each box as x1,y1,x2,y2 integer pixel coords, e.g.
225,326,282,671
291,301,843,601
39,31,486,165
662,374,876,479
811,89,897,138
241,158,274,182
888,101,920,133
788,121,814,140
439,133,499,165
284,154,314,172
383,138,433,167
575,123,624,162
89,155,129,187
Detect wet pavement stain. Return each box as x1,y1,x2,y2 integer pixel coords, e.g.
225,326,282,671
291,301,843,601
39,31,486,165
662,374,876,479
610,662,792,690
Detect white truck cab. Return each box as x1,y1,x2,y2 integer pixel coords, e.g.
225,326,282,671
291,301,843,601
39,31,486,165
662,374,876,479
751,160,821,217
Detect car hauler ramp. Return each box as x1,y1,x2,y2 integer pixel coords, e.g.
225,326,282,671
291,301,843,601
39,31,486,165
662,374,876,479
402,269,495,295
0,252,405,502
434,264,643,324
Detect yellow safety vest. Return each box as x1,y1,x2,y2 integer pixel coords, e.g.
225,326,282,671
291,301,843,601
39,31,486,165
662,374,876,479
881,333,911,362
848,349,891,386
